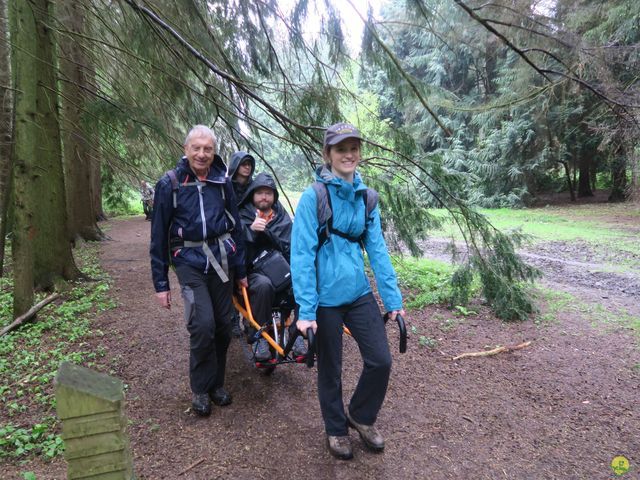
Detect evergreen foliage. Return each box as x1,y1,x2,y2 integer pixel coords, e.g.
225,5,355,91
3,0,638,319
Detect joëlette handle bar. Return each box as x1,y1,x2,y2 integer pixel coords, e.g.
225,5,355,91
384,312,407,354
305,328,315,368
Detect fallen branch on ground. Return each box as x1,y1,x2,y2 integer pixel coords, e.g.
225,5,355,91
178,458,205,476
452,341,532,361
0,293,61,337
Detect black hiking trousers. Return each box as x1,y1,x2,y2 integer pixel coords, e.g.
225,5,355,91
175,263,233,395
316,292,392,436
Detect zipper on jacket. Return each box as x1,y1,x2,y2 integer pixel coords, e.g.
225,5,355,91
197,183,209,273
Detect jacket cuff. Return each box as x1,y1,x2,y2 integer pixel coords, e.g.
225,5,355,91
234,265,247,279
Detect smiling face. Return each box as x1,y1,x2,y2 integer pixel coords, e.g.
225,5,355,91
326,138,361,182
184,134,215,177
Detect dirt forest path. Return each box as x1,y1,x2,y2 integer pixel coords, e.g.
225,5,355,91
11,215,640,479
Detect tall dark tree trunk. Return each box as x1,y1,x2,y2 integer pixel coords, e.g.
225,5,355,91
11,0,79,316
577,154,593,197
608,150,627,202
630,149,639,203
10,0,37,315
31,0,79,288
571,149,577,194
92,140,105,221
58,0,103,241
589,159,597,193
0,0,13,276
560,161,576,201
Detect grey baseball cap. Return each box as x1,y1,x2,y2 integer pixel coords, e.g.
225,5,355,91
323,122,362,148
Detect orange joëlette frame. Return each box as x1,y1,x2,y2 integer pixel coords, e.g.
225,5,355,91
233,286,285,357
232,286,352,344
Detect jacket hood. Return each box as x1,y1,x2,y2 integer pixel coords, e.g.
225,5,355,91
315,165,367,193
229,151,256,179
240,172,279,206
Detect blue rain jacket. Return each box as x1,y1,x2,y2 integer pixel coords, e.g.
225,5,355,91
291,166,403,321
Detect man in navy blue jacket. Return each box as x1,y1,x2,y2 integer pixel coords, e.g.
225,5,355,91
150,125,247,416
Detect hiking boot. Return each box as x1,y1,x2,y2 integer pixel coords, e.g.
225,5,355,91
254,338,271,362
327,435,353,460
191,393,211,417
292,335,308,356
346,410,384,451
210,387,232,407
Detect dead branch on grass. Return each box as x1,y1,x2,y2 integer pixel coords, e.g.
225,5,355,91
452,341,532,361
0,292,61,337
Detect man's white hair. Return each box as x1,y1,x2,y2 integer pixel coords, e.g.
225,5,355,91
184,125,217,149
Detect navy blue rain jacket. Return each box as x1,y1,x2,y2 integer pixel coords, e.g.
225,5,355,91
150,155,246,292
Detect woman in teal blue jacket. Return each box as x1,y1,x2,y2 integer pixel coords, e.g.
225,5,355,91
291,122,405,460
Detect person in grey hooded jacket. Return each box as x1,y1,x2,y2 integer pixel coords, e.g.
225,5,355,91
228,151,256,336
228,151,255,201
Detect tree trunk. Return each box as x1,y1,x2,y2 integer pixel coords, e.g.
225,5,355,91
571,150,577,194
589,159,597,193
577,153,593,197
0,0,13,276
10,0,80,315
608,151,627,202
58,0,103,241
10,0,37,315
31,0,80,287
630,149,639,203
560,161,576,201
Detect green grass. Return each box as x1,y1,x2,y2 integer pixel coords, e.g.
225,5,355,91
390,255,481,309
535,287,640,339
433,207,629,242
428,203,640,260
0,242,116,460
103,187,145,217
281,190,302,215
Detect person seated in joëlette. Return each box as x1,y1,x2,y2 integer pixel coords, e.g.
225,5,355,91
238,172,306,361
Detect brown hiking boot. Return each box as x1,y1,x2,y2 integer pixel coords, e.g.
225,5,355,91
346,410,384,451
327,435,353,460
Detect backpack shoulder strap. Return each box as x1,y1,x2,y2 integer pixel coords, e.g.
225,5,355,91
312,181,331,225
165,169,179,208
364,188,378,217
312,182,333,246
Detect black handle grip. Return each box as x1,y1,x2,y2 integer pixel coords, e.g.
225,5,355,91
384,312,407,354
305,328,315,368
396,314,407,354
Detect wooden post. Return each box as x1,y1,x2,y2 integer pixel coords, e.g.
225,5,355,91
55,362,134,480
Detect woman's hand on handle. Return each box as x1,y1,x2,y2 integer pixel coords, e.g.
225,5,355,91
297,319,317,335
388,309,405,322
